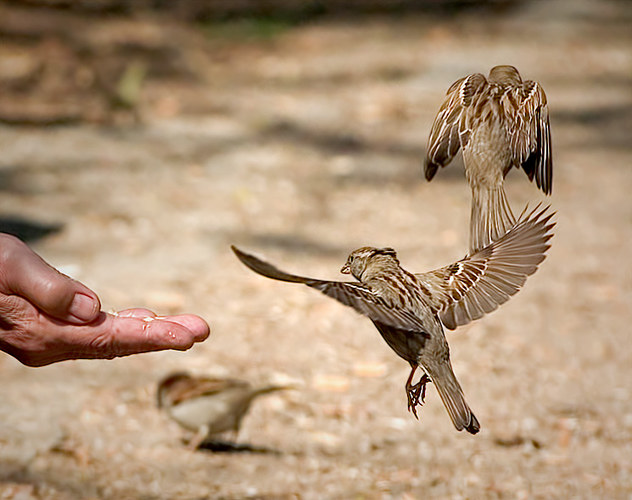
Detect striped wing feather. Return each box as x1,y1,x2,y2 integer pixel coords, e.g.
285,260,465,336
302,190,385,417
509,80,552,194
416,204,555,330
424,73,488,180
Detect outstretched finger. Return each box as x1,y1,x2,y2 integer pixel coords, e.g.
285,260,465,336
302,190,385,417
147,314,210,342
107,314,205,354
114,309,210,342
3,307,210,367
115,308,157,319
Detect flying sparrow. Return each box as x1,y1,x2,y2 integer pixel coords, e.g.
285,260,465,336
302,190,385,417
425,65,552,254
157,372,290,449
232,205,555,435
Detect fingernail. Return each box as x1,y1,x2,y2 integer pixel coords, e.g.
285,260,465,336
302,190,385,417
69,293,99,322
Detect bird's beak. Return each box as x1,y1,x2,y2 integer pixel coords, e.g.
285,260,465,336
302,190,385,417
340,263,351,274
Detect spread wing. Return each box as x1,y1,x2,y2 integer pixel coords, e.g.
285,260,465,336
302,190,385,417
232,246,427,332
424,72,488,181
509,80,552,194
415,204,555,330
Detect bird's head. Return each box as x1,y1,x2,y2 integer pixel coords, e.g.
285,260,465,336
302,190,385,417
156,371,193,408
341,246,399,281
488,65,522,86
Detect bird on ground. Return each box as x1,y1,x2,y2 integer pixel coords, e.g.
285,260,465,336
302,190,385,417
424,65,552,254
232,205,555,435
157,372,290,449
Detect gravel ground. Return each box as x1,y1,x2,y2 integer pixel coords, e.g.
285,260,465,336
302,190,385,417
1,1,631,498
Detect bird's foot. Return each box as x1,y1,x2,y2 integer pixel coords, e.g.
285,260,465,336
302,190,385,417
185,425,210,451
406,374,430,419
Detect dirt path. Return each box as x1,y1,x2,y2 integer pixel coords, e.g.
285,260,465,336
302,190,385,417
1,1,631,498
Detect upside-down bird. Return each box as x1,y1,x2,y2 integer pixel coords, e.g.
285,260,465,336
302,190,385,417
425,65,552,254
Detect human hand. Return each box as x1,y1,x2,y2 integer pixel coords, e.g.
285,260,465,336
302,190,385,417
0,234,209,367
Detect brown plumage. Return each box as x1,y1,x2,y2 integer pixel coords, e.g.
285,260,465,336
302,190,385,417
232,205,555,434
425,65,552,254
157,372,289,448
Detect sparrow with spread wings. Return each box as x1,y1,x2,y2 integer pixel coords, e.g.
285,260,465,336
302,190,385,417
233,205,555,435
425,65,552,254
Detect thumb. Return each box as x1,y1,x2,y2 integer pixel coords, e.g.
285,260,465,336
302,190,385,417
1,235,101,324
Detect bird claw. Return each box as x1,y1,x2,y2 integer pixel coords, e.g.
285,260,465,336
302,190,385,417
406,374,430,419
407,398,419,420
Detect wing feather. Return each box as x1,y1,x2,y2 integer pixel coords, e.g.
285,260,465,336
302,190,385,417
232,246,427,332
168,377,249,406
424,73,487,180
510,80,553,194
415,204,555,330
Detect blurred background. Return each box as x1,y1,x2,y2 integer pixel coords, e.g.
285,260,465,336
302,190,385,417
0,0,631,498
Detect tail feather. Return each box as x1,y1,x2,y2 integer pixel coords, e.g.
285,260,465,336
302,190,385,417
426,362,480,435
251,385,292,398
243,385,292,413
470,186,516,254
